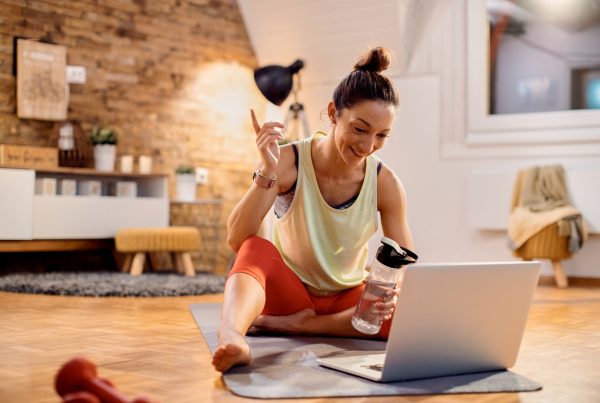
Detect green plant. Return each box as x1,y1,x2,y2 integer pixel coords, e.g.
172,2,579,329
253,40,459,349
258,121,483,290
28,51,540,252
91,126,118,145
175,165,195,175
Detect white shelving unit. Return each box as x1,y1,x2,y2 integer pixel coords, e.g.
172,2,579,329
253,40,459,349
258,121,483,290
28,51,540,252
0,167,169,240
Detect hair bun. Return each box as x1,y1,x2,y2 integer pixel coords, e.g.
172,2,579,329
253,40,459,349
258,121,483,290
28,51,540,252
354,47,391,73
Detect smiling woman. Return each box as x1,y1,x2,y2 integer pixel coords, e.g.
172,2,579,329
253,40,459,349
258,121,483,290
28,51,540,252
212,47,417,373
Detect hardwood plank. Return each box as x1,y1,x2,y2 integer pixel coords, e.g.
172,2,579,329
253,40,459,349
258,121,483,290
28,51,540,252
538,275,600,288
0,286,598,402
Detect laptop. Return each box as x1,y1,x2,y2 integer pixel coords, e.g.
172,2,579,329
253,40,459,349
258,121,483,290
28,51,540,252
317,261,540,382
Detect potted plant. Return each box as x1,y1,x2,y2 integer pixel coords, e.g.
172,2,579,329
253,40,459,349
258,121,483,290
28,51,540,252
91,126,118,172
175,165,196,202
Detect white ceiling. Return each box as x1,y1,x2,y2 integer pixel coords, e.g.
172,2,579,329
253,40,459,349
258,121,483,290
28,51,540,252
237,0,434,86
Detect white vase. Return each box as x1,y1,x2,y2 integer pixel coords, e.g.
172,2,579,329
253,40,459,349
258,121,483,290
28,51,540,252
176,174,196,201
93,144,116,172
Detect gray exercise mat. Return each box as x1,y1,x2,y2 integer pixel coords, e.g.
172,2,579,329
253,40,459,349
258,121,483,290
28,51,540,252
189,303,542,399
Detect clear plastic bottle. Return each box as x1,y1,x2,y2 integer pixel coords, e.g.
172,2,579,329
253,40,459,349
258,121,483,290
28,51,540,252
351,237,418,334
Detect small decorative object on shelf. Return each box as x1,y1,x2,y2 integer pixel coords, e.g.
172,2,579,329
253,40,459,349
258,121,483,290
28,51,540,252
116,181,137,198
120,155,133,173
91,126,118,172
0,144,58,169
175,165,196,202
53,120,93,168
138,155,152,174
35,178,57,195
79,179,102,196
59,179,77,196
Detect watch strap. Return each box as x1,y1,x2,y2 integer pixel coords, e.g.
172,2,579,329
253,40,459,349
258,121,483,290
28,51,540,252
253,170,277,188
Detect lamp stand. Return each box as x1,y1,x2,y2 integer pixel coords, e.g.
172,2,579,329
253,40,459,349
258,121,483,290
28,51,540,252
282,102,310,141
281,73,310,141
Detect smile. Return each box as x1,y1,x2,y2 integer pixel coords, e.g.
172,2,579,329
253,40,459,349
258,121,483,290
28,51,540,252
350,147,366,158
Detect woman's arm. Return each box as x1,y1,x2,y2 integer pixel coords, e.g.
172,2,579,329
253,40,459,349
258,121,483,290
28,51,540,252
377,163,414,251
227,111,297,252
226,181,278,252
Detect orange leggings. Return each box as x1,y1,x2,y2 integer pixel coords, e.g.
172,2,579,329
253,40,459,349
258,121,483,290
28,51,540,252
228,235,391,339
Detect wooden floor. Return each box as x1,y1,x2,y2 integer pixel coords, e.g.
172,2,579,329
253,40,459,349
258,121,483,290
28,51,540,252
0,286,599,403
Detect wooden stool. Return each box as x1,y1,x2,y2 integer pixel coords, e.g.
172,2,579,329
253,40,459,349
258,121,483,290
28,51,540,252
115,227,200,277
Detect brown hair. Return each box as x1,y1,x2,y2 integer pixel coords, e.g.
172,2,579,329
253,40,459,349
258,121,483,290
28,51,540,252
332,47,399,114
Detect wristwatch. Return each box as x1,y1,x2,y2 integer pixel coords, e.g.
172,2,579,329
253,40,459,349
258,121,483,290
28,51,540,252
253,170,277,188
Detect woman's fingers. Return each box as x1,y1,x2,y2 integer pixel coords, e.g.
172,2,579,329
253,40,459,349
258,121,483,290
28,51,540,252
256,132,284,154
250,109,261,134
375,289,399,318
256,129,284,145
250,109,285,136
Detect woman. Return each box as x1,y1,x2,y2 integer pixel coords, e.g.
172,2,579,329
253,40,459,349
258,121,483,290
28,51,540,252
213,47,414,373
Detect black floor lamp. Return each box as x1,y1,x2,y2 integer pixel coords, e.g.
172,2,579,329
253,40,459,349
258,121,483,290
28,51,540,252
254,59,310,141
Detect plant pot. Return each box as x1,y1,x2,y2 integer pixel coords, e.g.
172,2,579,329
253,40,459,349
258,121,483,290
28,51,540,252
176,174,196,201
93,144,116,172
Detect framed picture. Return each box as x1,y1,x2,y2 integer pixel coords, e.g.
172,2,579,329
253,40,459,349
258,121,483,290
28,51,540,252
16,39,68,120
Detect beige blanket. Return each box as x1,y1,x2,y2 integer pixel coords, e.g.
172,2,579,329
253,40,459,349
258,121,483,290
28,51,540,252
508,165,587,250
518,165,568,211
508,206,582,250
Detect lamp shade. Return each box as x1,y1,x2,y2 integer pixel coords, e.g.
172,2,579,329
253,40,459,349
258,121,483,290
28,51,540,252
254,59,304,106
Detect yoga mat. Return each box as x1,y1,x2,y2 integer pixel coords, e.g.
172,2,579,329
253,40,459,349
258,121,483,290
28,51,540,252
190,303,542,399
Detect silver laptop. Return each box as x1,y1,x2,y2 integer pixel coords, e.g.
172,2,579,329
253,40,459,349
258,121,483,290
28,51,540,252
317,261,540,382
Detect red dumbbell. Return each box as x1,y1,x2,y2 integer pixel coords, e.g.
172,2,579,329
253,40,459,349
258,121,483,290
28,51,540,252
55,357,153,403
61,391,101,403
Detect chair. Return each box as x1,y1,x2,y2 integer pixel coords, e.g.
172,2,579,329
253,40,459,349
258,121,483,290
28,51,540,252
510,170,571,288
115,227,200,277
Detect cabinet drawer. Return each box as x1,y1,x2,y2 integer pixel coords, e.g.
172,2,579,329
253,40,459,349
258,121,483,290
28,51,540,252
33,196,169,239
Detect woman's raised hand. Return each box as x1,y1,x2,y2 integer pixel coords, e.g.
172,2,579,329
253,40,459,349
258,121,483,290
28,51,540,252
251,109,284,176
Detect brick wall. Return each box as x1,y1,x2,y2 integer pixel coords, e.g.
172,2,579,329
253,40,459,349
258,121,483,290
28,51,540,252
0,0,265,273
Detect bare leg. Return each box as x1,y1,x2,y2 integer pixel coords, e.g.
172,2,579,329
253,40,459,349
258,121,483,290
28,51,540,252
212,273,265,372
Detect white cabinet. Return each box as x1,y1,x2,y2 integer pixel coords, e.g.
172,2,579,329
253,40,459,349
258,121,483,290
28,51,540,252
0,167,169,240
0,168,35,239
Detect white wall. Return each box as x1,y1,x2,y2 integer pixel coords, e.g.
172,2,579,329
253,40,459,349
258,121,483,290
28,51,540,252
239,0,600,278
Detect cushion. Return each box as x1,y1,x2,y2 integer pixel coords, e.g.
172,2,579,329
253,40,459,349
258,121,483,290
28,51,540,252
115,227,200,252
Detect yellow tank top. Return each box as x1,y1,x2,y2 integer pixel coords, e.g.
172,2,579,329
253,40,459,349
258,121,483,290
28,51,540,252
273,132,378,296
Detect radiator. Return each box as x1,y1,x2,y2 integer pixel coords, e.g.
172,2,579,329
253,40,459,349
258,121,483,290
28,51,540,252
467,169,600,234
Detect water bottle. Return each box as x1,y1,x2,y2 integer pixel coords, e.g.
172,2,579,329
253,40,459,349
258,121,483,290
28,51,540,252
351,237,418,334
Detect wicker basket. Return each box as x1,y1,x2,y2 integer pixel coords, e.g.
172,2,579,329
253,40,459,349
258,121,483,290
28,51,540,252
513,222,572,261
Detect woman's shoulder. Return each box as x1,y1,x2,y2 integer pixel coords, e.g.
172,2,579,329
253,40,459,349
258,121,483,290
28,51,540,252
377,162,407,207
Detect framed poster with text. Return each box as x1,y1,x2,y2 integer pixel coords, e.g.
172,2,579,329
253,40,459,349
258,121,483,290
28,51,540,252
16,39,67,121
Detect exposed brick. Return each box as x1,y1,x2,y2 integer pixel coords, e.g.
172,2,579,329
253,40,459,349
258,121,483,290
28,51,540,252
0,0,262,273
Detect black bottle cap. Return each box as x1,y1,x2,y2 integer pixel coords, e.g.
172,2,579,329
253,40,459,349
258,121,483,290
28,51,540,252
376,237,418,269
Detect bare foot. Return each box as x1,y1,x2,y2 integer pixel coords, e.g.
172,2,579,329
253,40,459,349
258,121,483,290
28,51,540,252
212,329,252,372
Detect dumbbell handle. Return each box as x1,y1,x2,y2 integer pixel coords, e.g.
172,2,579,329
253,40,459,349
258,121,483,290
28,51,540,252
82,378,131,403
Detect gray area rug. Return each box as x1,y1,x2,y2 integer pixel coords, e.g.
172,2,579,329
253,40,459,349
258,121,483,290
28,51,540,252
0,271,225,297
190,303,542,399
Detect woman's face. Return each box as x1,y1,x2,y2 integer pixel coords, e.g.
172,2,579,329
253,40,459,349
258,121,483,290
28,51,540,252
330,100,395,167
